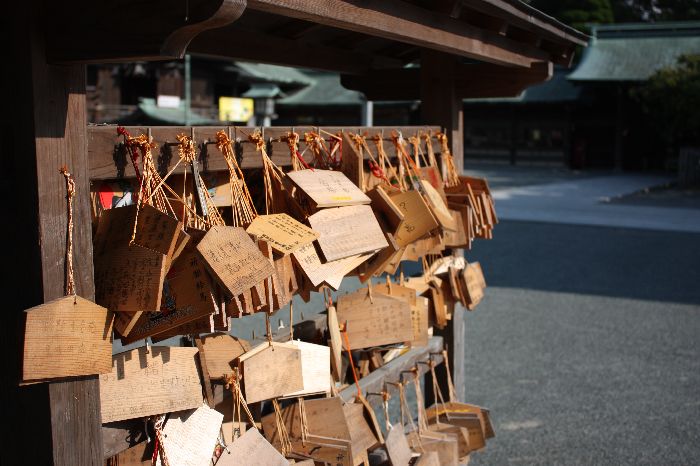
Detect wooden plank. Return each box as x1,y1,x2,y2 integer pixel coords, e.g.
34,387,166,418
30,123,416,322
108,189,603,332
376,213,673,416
199,333,251,380
87,126,441,180
2,11,104,463
246,213,319,255
99,346,203,423
190,24,403,75
247,0,550,67
340,335,444,409
286,169,371,208
384,424,413,466
342,61,553,100
283,341,331,397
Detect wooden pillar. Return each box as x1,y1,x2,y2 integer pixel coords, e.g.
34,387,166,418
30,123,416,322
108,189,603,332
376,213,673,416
420,51,466,401
2,3,103,464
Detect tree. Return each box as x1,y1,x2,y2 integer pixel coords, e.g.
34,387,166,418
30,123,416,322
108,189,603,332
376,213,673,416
527,0,614,31
631,55,700,147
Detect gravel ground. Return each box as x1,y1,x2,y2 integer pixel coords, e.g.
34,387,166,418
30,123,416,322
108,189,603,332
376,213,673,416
463,220,700,465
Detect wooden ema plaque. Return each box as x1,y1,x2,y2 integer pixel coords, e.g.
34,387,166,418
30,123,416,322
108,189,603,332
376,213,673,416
420,180,457,232
286,169,371,208
336,289,413,349
94,205,170,313
426,402,490,451
99,346,202,423
283,340,331,397
120,248,218,344
389,190,439,247
369,281,427,346
261,397,355,466
308,205,388,262
444,209,469,248
359,232,400,283
328,305,344,382
198,333,250,380
22,295,113,383
292,242,371,290
237,341,303,403
428,422,471,459
246,213,319,255
384,424,413,466
415,451,440,466
155,404,223,466
406,429,459,466
463,262,485,309
216,428,288,466
195,226,276,299
130,204,183,256
366,185,405,238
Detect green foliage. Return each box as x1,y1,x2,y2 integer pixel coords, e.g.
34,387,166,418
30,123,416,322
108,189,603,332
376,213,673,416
529,0,700,25
632,54,700,145
528,0,614,31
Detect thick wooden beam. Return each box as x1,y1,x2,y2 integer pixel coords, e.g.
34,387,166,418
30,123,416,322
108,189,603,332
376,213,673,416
87,125,440,180
419,51,466,405
189,24,403,74
341,61,553,101
461,0,588,47
46,0,246,63
3,3,103,464
246,0,551,67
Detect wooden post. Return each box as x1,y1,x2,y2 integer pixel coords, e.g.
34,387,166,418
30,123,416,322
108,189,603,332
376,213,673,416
420,50,467,402
2,3,103,464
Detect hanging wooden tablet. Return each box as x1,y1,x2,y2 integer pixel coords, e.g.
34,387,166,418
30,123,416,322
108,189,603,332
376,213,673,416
261,397,354,466
246,213,319,255
429,422,471,460
343,401,382,454
389,190,439,247
274,253,299,303
425,283,448,329
100,346,202,423
119,248,218,343
411,296,430,347
384,424,413,466
286,169,371,209
366,185,405,238
328,305,344,383
359,232,401,283
22,296,114,383
336,289,413,349
23,167,115,384
155,404,223,466
217,428,288,466
405,429,459,466
463,263,485,309
283,340,331,397
130,203,183,256
149,313,215,342
237,341,303,403
196,226,276,300
420,180,457,232
198,333,250,380
415,451,440,466
94,205,170,313
444,209,469,248
308,205,388,262
292,242,371,290
427,403,488,453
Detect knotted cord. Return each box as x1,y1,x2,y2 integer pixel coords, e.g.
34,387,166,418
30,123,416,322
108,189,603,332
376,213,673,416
216,130,257,227
59,167,76,297
272,399,292,456
437,132,460,188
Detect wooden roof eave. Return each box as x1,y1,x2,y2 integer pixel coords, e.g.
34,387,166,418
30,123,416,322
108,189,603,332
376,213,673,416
47,0,586,72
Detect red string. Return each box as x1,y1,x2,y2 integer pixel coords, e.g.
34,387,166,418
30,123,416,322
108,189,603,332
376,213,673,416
341,323,362,399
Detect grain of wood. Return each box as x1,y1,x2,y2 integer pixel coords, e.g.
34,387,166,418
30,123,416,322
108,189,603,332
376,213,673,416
217,428,288,466
99,346,203,423
308,205,388,262
286,169,370,208
238,342,303,403
199,333,250,380
246,213,319,255
384,424,413,466
284,341,331,397
22,295,113,382
336,290,413,349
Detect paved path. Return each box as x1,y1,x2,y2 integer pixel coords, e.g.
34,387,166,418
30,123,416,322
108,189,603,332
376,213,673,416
488,174,700,233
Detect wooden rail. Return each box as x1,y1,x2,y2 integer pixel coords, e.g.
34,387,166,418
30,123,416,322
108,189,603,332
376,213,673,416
88,125,442,180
